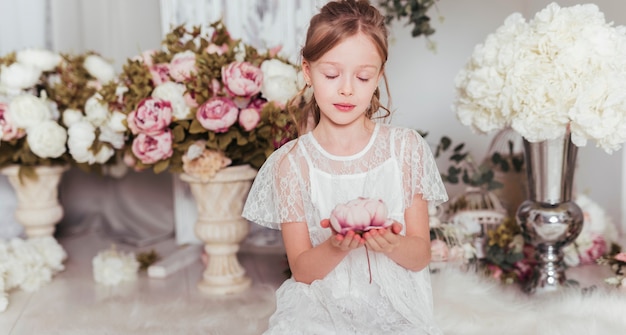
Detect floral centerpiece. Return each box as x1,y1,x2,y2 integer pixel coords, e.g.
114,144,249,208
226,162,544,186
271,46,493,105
0,48,121,178
452,3,626,154
99,21,299,178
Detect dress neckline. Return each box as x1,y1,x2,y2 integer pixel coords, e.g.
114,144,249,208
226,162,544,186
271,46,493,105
307,123,380,161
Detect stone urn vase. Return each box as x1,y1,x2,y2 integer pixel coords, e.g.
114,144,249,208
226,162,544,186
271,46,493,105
179,164,257,295
0,164,69,238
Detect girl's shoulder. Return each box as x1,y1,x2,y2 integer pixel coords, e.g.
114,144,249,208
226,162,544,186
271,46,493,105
377,123,426,146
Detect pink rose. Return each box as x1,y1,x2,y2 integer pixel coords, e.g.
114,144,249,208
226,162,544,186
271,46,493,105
131,130,173,165
329,197,392,235
196,97,238,133
0,102,24,141
430,240,449,262
150,63,171,86
127,98,173,135
615,253,626,263
169,50,197,82
238,108,261,131
222,61,263,98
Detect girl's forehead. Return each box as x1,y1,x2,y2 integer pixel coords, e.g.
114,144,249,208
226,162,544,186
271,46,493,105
315,33,383,68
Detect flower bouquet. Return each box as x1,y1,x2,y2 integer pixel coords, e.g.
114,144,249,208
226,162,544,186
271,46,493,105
99,21,299,178
0,48,121,178
453,3,626,154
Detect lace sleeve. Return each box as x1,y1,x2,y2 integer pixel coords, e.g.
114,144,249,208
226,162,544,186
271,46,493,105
242,140,308,230
395,128,449,210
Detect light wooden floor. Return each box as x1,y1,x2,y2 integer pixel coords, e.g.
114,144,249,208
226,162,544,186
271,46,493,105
0,227,288,335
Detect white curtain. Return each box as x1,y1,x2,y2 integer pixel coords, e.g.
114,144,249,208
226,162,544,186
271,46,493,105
160,0,327,244
0,0,49,239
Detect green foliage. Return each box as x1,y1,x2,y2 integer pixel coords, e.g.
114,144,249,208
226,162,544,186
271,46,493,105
378,0,439,37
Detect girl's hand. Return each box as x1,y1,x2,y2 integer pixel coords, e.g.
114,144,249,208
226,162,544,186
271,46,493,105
362,222,403,253
321,218,364,251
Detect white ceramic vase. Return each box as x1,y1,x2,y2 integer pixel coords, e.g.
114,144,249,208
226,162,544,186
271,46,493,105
180,164,258,295
0,165,69,238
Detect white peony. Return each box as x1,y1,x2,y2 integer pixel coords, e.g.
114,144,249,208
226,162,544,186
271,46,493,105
92,246,139,286
0,63,42,91
98,125,125,149
62,108,85,127
107,110,127,133
83,54,115,83
84,94,110,126
67,120,96,163
94,145,115,164
260,59,299,105
453,3,626,153
27,120,67,158
8,94,52,130
16,48,62,72
152,82,191,120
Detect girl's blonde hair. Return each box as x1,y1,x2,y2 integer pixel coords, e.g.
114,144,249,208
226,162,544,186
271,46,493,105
288,0,392,135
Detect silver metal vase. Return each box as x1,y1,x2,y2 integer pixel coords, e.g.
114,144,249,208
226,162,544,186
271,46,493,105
515,131,584,294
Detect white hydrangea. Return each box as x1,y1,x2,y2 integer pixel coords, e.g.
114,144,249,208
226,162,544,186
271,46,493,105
8,94,52,130
453,3,626,153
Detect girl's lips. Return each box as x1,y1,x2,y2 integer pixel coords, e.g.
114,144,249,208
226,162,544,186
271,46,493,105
334,103,355,112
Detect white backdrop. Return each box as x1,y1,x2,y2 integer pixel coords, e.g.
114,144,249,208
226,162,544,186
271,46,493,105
1,0,624,242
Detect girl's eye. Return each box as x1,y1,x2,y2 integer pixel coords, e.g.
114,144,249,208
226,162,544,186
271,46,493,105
325,75,338,79
358,77,370,82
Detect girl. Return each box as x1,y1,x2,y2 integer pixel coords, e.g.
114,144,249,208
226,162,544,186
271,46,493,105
242,0,447,333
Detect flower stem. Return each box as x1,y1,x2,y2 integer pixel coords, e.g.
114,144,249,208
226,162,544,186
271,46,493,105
365,245,372,284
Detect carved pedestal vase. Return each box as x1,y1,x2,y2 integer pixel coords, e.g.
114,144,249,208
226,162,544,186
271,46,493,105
515,132,583,294
180,164,257,295
0,165,69,238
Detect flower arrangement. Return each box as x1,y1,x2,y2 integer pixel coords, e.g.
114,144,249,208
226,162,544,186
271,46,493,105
99,21,298,178
0,236,67,313
0,48,121,178
453,3,626,154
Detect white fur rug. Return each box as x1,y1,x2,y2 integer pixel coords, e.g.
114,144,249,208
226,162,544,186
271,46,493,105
26,268,626,335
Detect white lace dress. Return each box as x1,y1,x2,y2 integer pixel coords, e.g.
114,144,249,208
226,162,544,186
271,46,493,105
243,123,448,335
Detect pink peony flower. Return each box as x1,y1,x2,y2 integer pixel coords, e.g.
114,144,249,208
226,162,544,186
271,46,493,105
0,102,25,141
579,234,608,265
238,108,261,131
149,63,171,86
329,197,392,235
222,61,263,98
430,239,450,262
196,97,239,133
127,98,173,135
169,50,197,82
131,130,173,165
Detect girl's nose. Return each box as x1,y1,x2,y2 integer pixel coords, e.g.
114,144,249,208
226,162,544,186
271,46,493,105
339,78,353,96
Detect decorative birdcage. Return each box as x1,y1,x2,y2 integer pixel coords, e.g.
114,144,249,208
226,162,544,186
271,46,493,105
446,186,507,259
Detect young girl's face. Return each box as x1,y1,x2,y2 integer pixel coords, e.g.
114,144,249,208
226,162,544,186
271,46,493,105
303,32,383,127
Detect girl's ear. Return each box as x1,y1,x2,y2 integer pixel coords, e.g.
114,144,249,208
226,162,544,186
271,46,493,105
302,60,311,85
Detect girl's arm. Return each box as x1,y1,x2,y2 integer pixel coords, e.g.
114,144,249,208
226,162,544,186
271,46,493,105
282,221,363,284
363,193,431,271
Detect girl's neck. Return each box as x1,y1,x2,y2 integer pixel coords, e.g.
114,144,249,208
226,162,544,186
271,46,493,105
312,119,376,156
